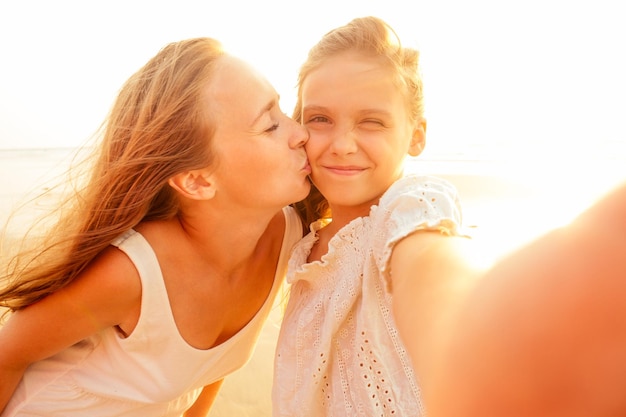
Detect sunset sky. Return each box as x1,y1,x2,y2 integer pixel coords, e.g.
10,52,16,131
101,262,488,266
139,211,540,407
1,0,624,159
0,0,624,260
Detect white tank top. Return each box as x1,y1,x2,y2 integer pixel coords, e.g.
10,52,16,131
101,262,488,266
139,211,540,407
3,206,302,417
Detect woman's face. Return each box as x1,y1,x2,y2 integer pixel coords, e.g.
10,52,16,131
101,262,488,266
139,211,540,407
205,55,311,211
301,51,424,217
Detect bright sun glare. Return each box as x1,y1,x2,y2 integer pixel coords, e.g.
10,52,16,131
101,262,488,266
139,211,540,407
0,0,624,254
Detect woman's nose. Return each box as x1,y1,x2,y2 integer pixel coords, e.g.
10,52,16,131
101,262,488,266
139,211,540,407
289,119,309,148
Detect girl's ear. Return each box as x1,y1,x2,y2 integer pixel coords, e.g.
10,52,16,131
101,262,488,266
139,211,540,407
168,170,216,200
408,119,427,157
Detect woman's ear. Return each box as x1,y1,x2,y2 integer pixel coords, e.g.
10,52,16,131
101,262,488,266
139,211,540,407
408,119,427,157
168,170,216,200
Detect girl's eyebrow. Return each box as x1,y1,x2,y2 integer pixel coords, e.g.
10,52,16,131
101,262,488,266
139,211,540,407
303,105,392,118
358,109,393,117
302,104,330,114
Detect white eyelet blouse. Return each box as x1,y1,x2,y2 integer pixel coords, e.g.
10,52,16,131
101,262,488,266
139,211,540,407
273,175,463,417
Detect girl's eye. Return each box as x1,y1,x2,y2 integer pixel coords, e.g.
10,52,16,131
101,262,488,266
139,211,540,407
307,116,329,124
362,119,384,126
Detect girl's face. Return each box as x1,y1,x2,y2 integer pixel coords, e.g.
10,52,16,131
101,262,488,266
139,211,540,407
205,56,311,212
301,52,425,217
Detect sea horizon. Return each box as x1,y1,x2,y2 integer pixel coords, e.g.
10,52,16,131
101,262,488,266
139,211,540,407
2,145,624,257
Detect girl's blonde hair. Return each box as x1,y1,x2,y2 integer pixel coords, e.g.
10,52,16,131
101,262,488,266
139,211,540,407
291,16,425,228
1,38,225,311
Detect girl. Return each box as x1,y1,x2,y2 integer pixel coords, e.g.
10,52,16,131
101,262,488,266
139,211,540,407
0,37,311,416
273,17,484,416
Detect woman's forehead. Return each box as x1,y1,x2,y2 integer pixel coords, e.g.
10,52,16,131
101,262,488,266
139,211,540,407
206,56,275,115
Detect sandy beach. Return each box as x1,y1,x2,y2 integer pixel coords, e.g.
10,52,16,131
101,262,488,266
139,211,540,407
1,147,624,416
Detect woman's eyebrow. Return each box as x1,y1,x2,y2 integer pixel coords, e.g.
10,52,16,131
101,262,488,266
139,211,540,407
252,96,280,124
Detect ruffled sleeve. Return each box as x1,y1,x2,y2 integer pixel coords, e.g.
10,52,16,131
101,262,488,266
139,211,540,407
371,175,463,290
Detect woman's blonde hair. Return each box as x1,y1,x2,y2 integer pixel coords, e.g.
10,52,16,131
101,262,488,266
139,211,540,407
0,38,225,311
291,16,425,228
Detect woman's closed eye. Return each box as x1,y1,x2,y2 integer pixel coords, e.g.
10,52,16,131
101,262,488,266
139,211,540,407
265,122,279,133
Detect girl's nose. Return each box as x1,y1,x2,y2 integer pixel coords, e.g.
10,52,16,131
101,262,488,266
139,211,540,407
330,125,358,155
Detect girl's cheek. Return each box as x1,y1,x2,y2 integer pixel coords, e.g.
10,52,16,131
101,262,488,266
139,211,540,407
304,135,321,154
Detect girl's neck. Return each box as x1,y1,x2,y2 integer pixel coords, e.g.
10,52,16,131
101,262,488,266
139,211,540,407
327,201,376,231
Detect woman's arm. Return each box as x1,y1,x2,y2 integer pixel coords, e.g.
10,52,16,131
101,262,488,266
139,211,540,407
183,380,224,417
0,246,141,411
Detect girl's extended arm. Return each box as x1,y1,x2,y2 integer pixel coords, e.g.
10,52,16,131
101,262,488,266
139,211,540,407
389,232,487,397
0,246,141,412
423,182,626,416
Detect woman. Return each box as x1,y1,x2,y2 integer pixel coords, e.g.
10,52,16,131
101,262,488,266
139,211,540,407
0,37,310,416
